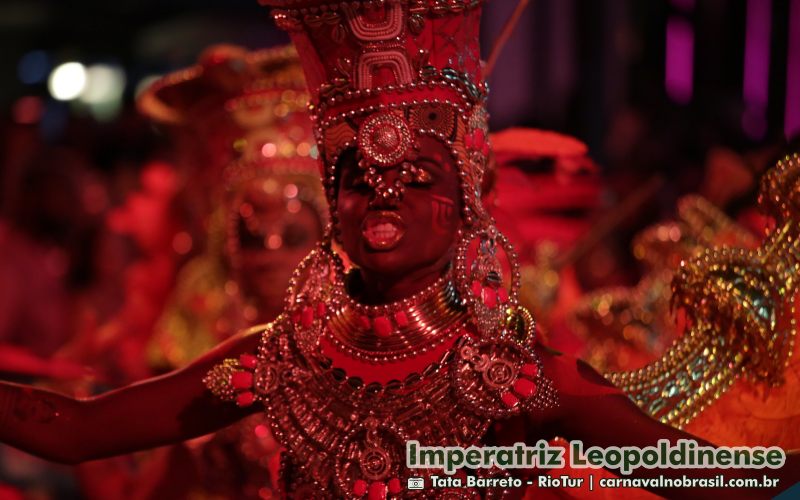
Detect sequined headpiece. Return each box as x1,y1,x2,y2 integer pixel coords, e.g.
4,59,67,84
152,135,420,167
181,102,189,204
138,45,319,188
259,0,491,224
138,44,328,257
222,47,323,192
138,45,325,197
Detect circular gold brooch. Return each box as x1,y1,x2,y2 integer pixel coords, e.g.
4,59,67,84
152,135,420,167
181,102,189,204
357,112,412,167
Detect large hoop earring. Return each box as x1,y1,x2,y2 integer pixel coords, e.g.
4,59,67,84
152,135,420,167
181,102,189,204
453,219,521,339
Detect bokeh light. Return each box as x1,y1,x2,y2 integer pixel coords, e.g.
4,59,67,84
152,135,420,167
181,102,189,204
17,50,50,84
12,96,44,124
48,62,87,101
80,64,127,121
80,64,126,105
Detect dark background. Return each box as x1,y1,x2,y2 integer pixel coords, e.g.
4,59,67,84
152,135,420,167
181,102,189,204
1,0,797,164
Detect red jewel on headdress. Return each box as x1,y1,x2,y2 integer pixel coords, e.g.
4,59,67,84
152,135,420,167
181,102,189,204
521,363,539,377
471,280,483,298
513,378,537,398
367,481,387,500
501,391,520,408
236,391,255,407
393,311,409,328
387,478,402,495
301,305,315,328
474,129,485,149
482,286,497,308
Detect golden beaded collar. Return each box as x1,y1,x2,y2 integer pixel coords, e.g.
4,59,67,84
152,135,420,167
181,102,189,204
325,270,467,363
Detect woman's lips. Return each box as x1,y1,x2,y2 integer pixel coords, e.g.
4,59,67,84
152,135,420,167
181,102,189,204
361,211,406,251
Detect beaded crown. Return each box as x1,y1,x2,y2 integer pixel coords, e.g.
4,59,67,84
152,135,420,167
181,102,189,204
259,0,491,221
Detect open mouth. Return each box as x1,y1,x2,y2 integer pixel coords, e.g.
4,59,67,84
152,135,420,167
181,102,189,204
361,211,406,251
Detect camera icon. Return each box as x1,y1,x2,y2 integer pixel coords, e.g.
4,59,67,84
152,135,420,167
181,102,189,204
407,477,425,490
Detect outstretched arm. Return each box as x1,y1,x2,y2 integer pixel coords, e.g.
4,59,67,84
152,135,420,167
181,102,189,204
0,329,262,464
535,349,799,499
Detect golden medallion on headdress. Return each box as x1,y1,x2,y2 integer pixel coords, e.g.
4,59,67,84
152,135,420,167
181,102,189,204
357,112,412,167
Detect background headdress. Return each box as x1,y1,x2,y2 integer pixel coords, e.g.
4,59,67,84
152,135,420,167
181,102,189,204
139,45,327,368
222,46,324,195
137,43,326,223
489,128,602,253
138,44,319,188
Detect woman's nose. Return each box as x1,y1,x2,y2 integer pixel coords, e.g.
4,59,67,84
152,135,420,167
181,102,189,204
369,178,405,208
368,168,405,208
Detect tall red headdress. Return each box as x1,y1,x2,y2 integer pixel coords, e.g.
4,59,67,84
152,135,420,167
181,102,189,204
260,1,532,341
259,0,491,224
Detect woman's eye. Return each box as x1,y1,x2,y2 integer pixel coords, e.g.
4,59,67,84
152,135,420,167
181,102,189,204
411,167,433,186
